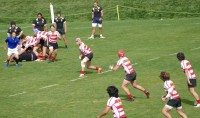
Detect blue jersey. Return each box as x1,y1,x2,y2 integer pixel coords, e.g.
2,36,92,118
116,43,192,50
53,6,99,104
5,36,20,49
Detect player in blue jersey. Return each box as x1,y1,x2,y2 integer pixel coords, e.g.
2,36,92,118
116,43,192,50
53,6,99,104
4,32,20,67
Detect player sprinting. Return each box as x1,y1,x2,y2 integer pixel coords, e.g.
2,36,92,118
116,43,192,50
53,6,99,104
75,38,102,77
160,71,188,118
4,32,20,67
54,11,68,48
88,1,105,39
47,25,61,62
177,52,200,107
97,86,127,118
109,50,150,101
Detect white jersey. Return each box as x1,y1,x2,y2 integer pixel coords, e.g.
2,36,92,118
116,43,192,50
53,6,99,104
107,97,126,118
180,60,196,79
79,42,93,55
25,36,38,48
117,57,134,74
37,31,48,41
164,80,180,99
48,31,60,43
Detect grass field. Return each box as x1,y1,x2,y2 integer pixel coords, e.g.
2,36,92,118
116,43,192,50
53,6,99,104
0,18,200,118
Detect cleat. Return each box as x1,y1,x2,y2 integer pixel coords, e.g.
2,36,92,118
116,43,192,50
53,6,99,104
194,104,200,108
5,63,8,67
100,35,105,39
16,64,19,68
146,91,150,98
128,96,134,101
98,68,102,74
79,74,84,78
88,36,94,39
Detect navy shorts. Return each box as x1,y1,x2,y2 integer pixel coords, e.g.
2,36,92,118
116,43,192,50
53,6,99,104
188,79,196,88
49,43,58,50
85,53,93,61
92,17,102,24
57,28,65,35
167,98,182,109
125,72,136,82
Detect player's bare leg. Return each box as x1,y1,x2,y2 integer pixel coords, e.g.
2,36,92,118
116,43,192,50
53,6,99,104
5,55,11,67
121,80,133,101
86,61,102,74
48,47,53,63
89,27,95,39
99,27,104,38
62,35,67,48
176,109,187,118
33,46,40,59
53,49,58,61
162,107,172,118
14,53,19,67
188,87,200,107
132,80,150,98
42,46,47,60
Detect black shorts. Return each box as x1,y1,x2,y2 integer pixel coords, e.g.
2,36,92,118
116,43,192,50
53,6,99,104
167,98,182,109
125,72,136,82
188,79,196,88
43,40,48,47
57,28,65,35
19,53,32,62
49,42,58,50
85,53,93,61
39,38,44,45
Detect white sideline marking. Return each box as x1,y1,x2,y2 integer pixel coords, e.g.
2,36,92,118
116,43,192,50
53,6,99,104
39,84,59,90
190,47,200,51
168,53,177,56
101,70,112,74
70,76,88,82
147,57,160,61
9,91,26,97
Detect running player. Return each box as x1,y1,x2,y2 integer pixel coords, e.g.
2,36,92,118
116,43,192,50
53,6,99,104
88,1,105,39
54,11,68,48
97,86,127,118
4,32,20,67
7,21,23,38
109,50,150,101
177,52,200,107
160,71,188,118
47,25,61,62
75,38,102,77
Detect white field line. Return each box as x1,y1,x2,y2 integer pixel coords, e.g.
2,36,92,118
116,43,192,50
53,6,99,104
168,53,177,56
70,76,88,82
190,47,200,51
147,57,160,61
39,84,59,90
9,91,26,97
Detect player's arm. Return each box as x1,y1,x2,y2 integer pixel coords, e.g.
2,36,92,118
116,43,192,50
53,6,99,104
184,69,191,85
64,21,67,33
32,20,36,31
100,8,103,21
4,40,7,51
96,106,111,118
162,87,173,101
92,11,94,20
109,64,120,71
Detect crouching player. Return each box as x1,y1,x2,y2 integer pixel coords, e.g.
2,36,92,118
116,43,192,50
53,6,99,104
75,38,102,77
47,25,61,62
4,31,20,67
160,71,187,118
97,86,127,118
109,50,150,101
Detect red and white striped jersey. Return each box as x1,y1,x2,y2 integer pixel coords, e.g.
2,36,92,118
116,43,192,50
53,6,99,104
117,57,134,74
37,31,48,41
107,97,126,118
180,60,196,79
48,31,60,43
164,80,180,99
25,36,39,48
79,42,93,55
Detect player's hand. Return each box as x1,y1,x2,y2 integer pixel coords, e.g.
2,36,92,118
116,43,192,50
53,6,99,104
4,47,7,51
99,18,102,21
79,55,82,60
161,96,166,101
109,65,114,70
17,36,20,38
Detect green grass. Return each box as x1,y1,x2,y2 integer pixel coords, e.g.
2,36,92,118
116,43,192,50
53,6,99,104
1,18,200,117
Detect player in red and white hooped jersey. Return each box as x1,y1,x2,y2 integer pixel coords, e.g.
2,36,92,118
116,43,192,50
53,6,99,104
160,71,187,118
34,29,49,60
109,50,150,101
75,38,102,77
47,25,61,62
177,52,200,107
97,86,127,118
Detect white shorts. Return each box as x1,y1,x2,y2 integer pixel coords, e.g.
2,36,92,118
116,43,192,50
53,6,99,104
92,23,102,28
7,48,18,56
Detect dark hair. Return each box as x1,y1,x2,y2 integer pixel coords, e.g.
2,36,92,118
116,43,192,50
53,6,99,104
57,11,61,15
160,71,170,81
20,34,26,39
107,86,119,97
177,52,185,61
10,21,16,26
37,12,43,16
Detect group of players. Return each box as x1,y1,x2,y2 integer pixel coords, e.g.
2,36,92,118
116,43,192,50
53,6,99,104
3,1,200,118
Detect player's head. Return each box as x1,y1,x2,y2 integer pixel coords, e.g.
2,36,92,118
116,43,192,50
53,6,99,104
37,13,43,19
107,86,119,98
159,71,170,81
177,52,185,61
57,11,61,17
11,31,16,38
20,34,26,40
50,25,56,32
10,21,16,28
75,38,82,45
118,50,125,57
93,1,98,8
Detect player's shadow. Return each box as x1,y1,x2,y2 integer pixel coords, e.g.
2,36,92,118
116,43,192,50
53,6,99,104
76,71,94,75
119,94,139,101
181,98,194,106
94,34,100,38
